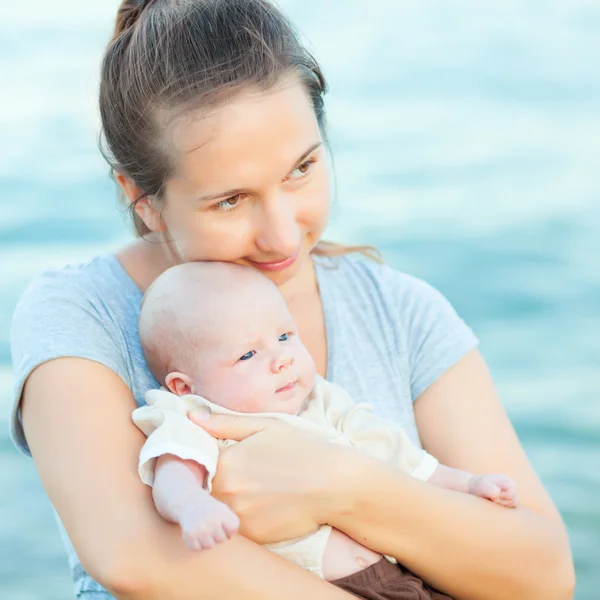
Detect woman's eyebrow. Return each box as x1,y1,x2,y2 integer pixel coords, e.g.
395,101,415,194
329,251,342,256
292,141,322,169
196,141,322,203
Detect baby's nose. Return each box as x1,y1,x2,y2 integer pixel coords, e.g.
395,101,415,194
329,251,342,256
271,356,293,373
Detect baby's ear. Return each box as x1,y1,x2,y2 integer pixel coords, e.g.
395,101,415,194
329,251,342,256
165,372,193,396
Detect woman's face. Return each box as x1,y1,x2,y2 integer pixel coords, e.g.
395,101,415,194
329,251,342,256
137,77,330,288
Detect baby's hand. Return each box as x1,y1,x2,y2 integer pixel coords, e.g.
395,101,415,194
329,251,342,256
180,494,240,551
468,474,518,508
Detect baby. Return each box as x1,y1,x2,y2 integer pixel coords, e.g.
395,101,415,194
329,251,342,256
133,261,518,586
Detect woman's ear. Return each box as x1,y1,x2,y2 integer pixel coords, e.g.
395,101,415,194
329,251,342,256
114,170,165,232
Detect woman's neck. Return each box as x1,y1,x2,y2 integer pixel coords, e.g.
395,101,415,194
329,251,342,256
115,237,177,293
278,256,318,305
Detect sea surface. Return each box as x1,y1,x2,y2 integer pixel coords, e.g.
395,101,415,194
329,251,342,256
1,1,598,598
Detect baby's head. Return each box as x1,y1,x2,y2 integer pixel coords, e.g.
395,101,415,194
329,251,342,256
139,262,316,414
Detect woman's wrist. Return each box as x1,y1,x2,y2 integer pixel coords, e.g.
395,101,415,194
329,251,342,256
311,443,375,526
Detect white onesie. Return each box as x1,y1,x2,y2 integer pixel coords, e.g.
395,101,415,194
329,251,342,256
132,376,438,577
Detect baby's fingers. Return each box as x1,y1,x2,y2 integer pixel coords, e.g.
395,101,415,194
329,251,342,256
496,497,518,509
211,525,228,545
468,475,501,501
183,527,216,551
222,507,240,538
499,480,519,508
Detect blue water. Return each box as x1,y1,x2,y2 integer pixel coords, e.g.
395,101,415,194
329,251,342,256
1,0,599,598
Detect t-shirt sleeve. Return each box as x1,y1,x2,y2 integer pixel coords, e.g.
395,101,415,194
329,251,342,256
10,269,131,456
387,268,479,401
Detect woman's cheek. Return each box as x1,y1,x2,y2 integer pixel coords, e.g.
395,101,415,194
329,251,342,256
186,223,254,262
300,192,330,236
175,231,237,262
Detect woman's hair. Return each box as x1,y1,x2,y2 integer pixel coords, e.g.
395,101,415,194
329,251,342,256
100,0,380,262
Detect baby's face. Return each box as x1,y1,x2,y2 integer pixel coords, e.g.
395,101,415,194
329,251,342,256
186,285,316,415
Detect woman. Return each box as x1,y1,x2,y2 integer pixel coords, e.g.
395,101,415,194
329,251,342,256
10,1,574,599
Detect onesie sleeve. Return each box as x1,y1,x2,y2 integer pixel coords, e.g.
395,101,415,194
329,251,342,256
132,389,220,491
339,399,438,481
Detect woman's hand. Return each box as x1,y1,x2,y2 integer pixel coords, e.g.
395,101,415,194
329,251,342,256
188,410,359,544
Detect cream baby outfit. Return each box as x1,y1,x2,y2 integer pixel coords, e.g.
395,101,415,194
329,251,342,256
132,376,438,578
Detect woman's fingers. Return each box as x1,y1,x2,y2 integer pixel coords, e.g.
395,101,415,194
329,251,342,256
188,411,275,441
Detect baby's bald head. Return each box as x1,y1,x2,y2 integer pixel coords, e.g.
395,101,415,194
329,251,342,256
140,261,316,413
139,261,284,385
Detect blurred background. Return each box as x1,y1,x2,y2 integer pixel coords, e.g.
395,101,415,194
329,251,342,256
1,0,598,598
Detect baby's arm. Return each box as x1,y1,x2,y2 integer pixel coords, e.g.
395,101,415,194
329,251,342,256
153,454,240,550
328,384,519,509
133,390,239,551
428,464,518,508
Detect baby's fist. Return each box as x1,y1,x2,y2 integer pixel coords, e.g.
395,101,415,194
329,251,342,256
468,474,518,508
180,494,240,551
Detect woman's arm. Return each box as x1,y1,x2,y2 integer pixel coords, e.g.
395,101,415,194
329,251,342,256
330,350,575,600
21,357,354,600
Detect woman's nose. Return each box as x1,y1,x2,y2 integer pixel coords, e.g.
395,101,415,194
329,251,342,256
254,195,301,257
271,355,294,373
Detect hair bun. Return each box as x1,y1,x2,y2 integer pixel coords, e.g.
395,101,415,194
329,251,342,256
113,0,157,38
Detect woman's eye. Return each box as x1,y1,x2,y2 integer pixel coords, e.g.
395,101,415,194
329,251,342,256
214,195,243,212
278,333,289,342
239,350,256,361
288,158,315,180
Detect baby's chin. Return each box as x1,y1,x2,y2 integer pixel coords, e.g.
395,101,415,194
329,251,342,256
273,400,305,416
268,388,311,415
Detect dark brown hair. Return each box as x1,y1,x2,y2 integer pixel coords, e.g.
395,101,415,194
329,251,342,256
100,0,380,261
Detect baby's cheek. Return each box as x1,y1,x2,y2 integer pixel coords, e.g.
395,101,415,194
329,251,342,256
220,378,268,413
298,346,317,382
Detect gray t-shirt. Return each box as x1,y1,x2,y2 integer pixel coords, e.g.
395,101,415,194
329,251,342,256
10,253,478,599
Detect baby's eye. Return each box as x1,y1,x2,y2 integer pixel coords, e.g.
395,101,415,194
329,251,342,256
239,350,256,361
278,333,289,342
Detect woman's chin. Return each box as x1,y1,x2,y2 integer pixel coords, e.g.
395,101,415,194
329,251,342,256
250,251,311,286
265,253,311,287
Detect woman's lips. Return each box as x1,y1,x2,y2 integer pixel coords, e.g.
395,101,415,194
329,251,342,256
247,248,300,272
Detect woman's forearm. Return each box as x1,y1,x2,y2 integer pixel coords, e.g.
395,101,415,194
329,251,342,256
21,360,354,600
330,455,574,600
103,518,355,600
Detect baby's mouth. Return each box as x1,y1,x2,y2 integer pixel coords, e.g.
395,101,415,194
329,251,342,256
276,379,299,393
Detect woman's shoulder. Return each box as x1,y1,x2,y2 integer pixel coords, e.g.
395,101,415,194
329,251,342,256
318,251,478,357
316,252,447,309
13,253,143,333
18,253,137,305
10,254,143,455
11,252,142,367
11,252,142,352
318,252,478,402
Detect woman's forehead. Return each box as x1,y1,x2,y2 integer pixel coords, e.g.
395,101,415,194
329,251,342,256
168,81,320,186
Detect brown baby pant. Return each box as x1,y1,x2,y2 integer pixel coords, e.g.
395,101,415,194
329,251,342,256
331,559,454,600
